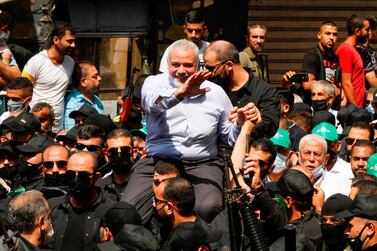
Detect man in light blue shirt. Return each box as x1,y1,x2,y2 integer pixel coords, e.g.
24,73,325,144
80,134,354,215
122,39,261,223
64,62,105,129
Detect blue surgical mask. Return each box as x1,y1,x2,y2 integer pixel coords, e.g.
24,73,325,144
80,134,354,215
7,99,25,113
311,164,325,180
366,104,375,115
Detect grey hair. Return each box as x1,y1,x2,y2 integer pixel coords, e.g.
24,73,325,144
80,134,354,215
311,80,335,97
31,102,54,115
299,134,328,153
167,39,199,68
9,190,49,234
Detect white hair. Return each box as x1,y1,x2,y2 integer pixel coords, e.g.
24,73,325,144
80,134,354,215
167,39,199,67
299,134,328,153
311,80,335,97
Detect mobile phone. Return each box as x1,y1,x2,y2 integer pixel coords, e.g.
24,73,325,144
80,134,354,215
290,72,308,83
241,159,254,184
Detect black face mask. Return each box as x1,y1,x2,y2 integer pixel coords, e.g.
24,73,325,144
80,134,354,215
207,73,231,90
312,99,328,111
346,223,368,251
18,159,42,178
44,173,67,187
0,165,18,183
66,171,93,198
321,223,348,250
110,152,133,174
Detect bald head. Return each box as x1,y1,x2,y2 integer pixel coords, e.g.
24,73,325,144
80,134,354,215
68,151,98,173
43,144,69,160
205,40,240,64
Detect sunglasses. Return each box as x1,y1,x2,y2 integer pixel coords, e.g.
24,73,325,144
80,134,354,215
152,196,169,206
107,146,132,156
345,138,370,145
76,143,101,153
204,61,226,72
65,170,94,179
43,160,67,169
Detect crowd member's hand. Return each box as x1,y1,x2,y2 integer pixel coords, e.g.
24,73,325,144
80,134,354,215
285,151,299,169
228,106,238,123
312,186,325,213
1,49,11,65
174,71,212,99
242,154,263,189
282,70,296,88
236,102,261,127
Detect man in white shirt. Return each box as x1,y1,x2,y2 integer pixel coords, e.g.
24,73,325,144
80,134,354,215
312,122,353,200
122,39,257,223
22,22,76,132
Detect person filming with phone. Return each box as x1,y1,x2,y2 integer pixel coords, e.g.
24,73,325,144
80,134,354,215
282,21,342,107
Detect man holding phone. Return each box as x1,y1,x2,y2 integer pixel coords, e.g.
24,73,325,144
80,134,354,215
283,21,341,106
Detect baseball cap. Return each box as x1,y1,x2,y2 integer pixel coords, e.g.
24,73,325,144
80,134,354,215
367,153,377,177
0,141,17,155
277,169,314,202
321,193,352,216
270,128,290,148
68,104,98,119
311,122,338,142
1,112,41,133
312,111,335,128
290,103,312,116
55,126,79,143
130,126,147,138
335,193,377,220
15,133,55,153
97,224,158,251
102,202,142,237
84,114,117,136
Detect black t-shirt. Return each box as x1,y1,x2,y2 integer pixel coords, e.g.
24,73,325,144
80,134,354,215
302,46,340,104
61,205,87,251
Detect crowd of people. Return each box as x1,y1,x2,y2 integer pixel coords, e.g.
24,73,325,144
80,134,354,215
0,6,376,251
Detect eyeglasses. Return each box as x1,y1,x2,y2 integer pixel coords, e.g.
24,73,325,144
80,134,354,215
204,61,227,72
43,160,67,169
152,196,169,207
345,137,370,146
65,170,94,179
76,143,101,153
107,146,132,156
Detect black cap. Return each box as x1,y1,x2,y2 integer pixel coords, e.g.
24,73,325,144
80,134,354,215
290,103,312,116
102,202,142,237
84,114,117,136
335,193,377,220
68,104,99,119
322,193,352,216
15,133,55,153
55,126,79,143
277,169,314,202
97,224,158,251
0,141,17,155
312,111,336,128
1,112,41,133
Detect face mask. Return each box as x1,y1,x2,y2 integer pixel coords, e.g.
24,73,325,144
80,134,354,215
347,223,368,251
0,31,10,42
110,152,133,174
7,99,26,113
311,164,325,180
44,173,67,187
312,99,328,111
207,74,231,90
321,223,348,250
66,172,93,198
0,165,18,182
273,153,287,173
366,104,375,115
18,159,42,178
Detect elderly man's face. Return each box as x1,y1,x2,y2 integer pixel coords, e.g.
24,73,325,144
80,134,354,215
168,47,197,85
299,140,328,171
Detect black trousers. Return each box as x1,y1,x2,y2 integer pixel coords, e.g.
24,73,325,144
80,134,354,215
121,156,224,223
